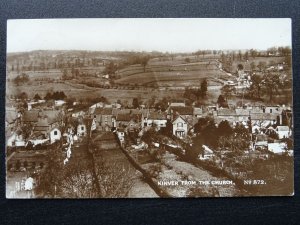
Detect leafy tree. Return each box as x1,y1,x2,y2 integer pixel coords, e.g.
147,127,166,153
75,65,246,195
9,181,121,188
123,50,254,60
243,51,249,61
257,61,267,71
13,73,29,86
248,74,263,99
284,55,292,67
217,95,227,107
132,98,139,109
62,69,68,80
160,120,173,137
141,127,158,145
140,55,150,72
20,123,33,141
15,160,21,171
18,92,28,101
44,92,53,101
237,64,244,71
200,79,208,98
195,118,218,148
155,97,169,111
250,49,257,58
34,93,41,101
23,161,28,169
221,85,235,100
186,135,204,161
104,61,118,75
234,122,250,140
250,62,256,71
217,120,233,137
238,50,242,60
262,73,280,102
194,117,209,133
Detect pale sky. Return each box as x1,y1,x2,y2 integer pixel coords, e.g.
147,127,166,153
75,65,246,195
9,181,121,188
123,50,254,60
7,18,292,53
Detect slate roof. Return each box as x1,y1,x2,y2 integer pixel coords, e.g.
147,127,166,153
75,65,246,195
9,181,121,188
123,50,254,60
170,106,193,115
235,109,250,116
41,110,61,124
112,109,131,116
250,108,264,114
217,108,236,116
94,108,113,115
116,113,131,122
172,115,187,124
33,119,49,132
250,113,277,121
148,112,167,120
193,107,203,115
23,111,39,123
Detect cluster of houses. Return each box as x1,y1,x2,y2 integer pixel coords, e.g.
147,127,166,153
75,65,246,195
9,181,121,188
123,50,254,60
6,108,63,147
6,96,293,156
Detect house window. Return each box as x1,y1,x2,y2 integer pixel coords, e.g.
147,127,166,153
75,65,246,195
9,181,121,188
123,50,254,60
94,115,96,118
81,126,84,131
54,131,58,135
270,109,272,113
177,122,183,127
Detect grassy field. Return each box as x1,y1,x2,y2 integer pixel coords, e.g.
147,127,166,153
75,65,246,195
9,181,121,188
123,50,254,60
114,57,227,87
115,69,228,86
230,56,285,72
7,70,62,80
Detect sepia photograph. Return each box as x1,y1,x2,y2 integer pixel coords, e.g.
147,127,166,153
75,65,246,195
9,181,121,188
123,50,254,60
5,18,293,198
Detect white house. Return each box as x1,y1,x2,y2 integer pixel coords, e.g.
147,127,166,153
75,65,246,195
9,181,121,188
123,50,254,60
116,128,125,144
172,116,188,138
7,133,25,147
275,126,291,139
54,100,66,107
49,127,61,143
77,124,87,136
199,145,214,160
268,142,287,155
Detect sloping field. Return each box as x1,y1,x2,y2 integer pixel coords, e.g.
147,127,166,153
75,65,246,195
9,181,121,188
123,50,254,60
231,56,285,72
117,61,219,78
7,70,62,80
115,68,228,86
7,82,95,99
